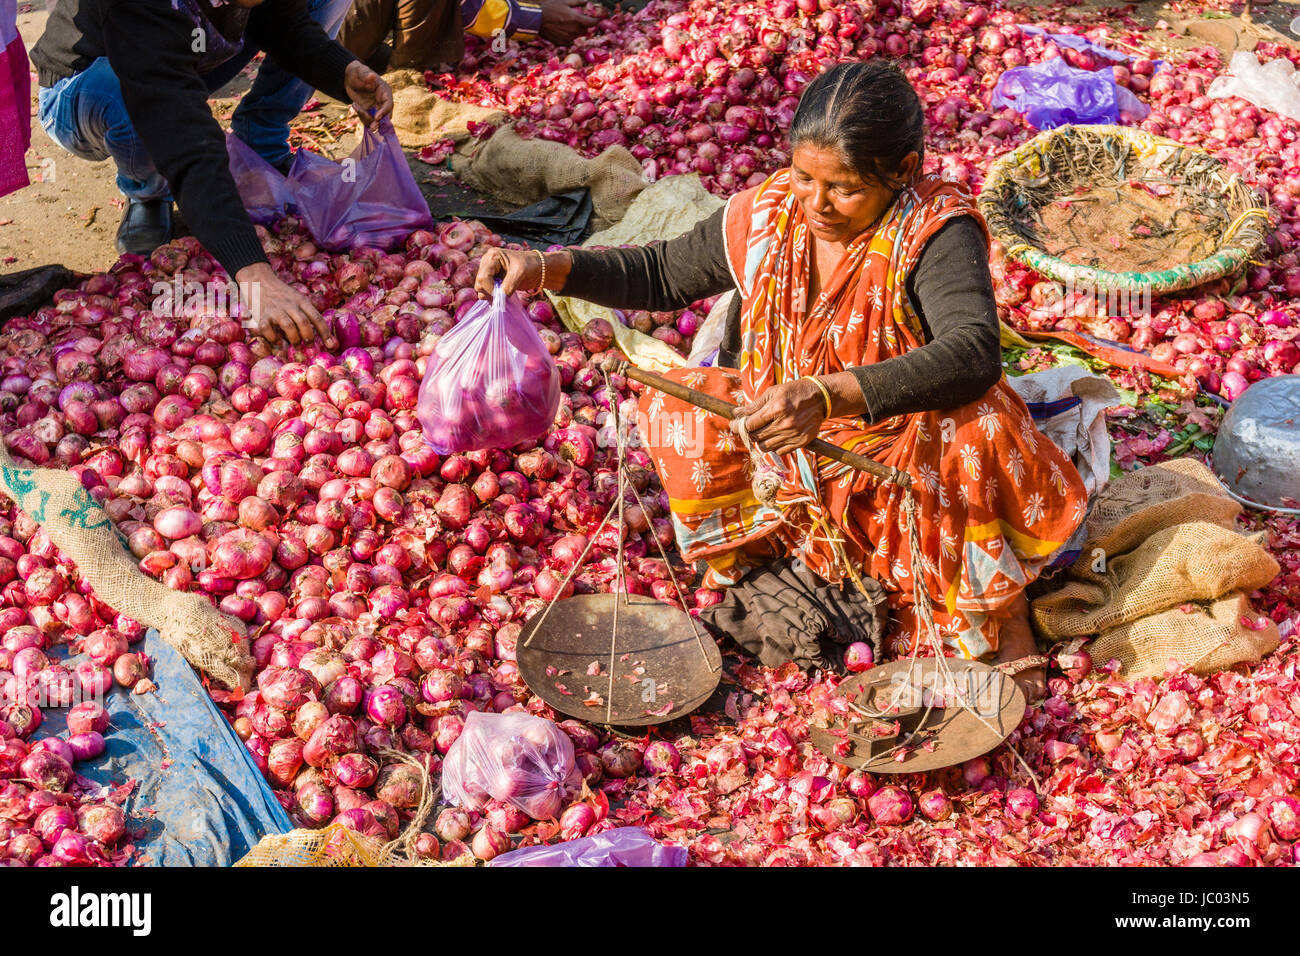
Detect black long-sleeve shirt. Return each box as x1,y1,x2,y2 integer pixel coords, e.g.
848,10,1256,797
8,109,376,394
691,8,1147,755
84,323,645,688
32,0,358,276
563,208,1002,424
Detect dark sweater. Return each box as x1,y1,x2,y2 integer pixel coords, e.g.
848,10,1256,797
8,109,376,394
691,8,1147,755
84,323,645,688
563,208,1002,424
31,0,358,276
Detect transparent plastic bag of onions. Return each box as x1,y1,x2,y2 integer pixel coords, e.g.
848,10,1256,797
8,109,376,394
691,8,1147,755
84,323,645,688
441,712,580,820
417,283,561,454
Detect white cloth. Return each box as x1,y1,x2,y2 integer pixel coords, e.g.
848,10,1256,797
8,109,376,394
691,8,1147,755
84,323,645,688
1008,365,1119,500
687,290,733,367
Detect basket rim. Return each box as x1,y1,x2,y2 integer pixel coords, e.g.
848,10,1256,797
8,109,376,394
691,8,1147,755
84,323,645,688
977,124,1271,293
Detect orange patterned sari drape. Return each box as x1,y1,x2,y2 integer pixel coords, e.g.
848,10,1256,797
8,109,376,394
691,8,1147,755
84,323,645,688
638,171,1087,657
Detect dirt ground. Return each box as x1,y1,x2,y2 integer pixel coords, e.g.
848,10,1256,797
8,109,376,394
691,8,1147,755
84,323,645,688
2,0,1299,275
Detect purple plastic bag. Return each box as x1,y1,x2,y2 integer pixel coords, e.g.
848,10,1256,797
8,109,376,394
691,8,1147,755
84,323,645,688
226,132,295,225
417,283,561,454
991,58,1150,130
490,827,689,867
1019,26,1133,63
224,120,432,250
441,712,581,820
288,119,433,250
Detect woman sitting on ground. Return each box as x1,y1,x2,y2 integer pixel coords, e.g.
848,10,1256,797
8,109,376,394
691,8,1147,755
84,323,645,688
476,60,1087,701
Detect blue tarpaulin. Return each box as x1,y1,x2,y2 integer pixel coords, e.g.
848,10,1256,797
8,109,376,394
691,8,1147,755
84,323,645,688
42,630,291,866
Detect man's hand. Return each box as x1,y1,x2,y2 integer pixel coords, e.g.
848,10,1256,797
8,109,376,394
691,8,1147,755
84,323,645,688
236,263,337,349
732,380,827,457
344,61,394,131
539,0,597,45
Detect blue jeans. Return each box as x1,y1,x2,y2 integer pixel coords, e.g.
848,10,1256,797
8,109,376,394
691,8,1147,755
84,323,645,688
37,0,354,203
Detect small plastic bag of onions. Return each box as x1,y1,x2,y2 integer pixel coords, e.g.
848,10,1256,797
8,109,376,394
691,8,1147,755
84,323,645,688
441,711,581,820
417,283,561,455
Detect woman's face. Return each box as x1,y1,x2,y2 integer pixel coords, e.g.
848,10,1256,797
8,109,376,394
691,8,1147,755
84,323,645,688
790,143,918,245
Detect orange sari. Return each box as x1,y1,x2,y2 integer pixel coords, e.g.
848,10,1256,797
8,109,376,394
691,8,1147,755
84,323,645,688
637,170,1088,658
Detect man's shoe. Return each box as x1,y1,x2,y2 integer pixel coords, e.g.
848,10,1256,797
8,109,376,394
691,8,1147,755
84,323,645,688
115,200,173,256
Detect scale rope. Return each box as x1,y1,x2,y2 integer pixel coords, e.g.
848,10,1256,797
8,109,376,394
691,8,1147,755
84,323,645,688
526,357,1039,785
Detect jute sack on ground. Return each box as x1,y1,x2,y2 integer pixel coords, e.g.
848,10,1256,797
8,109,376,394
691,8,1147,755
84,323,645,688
1090,592,1280,679
1031,520,1279,638
386,73,508,150
452,126,648,229
236,749,460,866
1071,457,1241,567
552,174,723,373
235,824,477,866
0,446,252,691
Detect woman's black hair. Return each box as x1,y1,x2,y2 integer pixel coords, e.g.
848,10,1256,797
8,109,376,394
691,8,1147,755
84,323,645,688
788,60,925,190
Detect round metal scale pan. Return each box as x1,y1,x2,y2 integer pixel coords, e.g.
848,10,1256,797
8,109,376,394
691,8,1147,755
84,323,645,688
517,594,723,727
809,658,1026,774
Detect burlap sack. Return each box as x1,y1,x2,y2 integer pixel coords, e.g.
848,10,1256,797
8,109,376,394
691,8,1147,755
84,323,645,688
1032,520,1279,637
452,127,648,229
1090,592,1281,679
551,174,724,373
387,73,508,150
235,824,476,867
0,447,252,691
1072,457,1241,565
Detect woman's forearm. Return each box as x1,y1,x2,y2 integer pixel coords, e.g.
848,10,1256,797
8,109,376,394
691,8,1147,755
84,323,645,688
540,250,574,292
848,326,1002,423
849,215,1001,423
820,371,871,419
556,205,735,312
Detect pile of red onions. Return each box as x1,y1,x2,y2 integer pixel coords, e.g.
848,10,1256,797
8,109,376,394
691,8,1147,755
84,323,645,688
0,532,145,865
433,0,1300,406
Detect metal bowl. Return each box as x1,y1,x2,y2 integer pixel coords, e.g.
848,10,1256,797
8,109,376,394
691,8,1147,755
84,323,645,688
1211,374,1300,514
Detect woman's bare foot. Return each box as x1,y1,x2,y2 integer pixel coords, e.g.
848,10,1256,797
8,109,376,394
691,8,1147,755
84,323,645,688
995,595,1047,703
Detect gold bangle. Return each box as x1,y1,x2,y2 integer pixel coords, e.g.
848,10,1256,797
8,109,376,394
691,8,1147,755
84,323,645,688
535,250,547,293
804,375,833,418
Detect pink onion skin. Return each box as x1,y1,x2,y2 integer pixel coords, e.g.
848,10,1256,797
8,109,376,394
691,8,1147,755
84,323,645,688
843,642,874,672
918,790,953,822
471,823,511,861
67,732,107,762
1005,787,1039,821
866,786,914,825
642,740,681,774
1057,649,1092,681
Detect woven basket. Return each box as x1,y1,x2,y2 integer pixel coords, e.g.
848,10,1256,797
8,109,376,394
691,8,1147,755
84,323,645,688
979,124,1270,295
